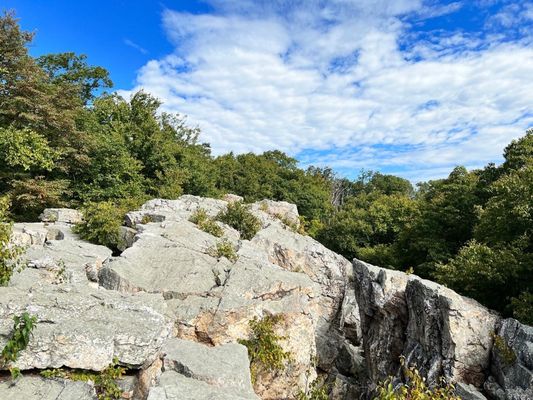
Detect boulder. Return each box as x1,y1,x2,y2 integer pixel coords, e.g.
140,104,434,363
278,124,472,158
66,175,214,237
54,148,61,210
10,237,111,289
0,286,173,371
251,199,300,228
250,222,353,370
147,338,259,400
39,208,83,224
485,318,533,400
403,278,499,386
161,338,257,396
223,193,244,203
353,259,411,383
353,258,500,391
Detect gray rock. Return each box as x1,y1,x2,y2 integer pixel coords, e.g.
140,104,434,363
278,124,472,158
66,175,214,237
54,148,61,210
250,222,352,370
0,376,97,400
486,318,533,400
11,223,49,247
222,193,244,203
146,338,259,400
0,285,173,371
10,239,112,289
117,226,138,252
99,221,231,298
251,199,300,228
39,208,83,224
147,372,258,400
161,339,257,396
353,259,411,383
354,258,500,392
403,278,499,386
455,382,488,400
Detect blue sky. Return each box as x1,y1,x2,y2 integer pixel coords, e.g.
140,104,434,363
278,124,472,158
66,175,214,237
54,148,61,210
4,0,533,182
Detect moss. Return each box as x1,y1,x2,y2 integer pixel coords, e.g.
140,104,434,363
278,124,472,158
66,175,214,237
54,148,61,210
238,314,292,384
493,333,517,366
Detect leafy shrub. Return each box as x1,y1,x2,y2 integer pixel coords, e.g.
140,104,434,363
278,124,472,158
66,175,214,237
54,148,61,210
208,239,238,262
1,312,37,379
511,292,533,325
0,196,24,285
41,357,126,400
297,378,329,400
74,198,144,251
238,314,292,384
217,202,261,240
374,357,460,400
190,208,223,237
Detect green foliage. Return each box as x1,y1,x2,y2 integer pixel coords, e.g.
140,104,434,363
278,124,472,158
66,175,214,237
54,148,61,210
37,52,112,105
493,334,517,366
8,178,70,221
74,198,144,251
0,126,58,172
217,201,261,240
0,196,24,285
190,208,224,237
398,166,483,277
238,315,292,384
1,312,37,379
374,358,460,400
208,239,238,262
434,241,525,313
511,292,533,325
41,357,126,400
297,378,329,400
318,192,418,268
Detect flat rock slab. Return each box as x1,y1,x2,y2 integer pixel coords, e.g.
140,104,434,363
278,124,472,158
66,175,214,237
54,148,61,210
11,239,112,289
147,372,258,400
99,221,231,298
0,376,96,400
161,338,256,396
148,339,259,400
0,286,173,371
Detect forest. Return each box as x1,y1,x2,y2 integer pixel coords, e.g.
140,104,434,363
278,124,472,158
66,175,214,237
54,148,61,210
1,12,532,324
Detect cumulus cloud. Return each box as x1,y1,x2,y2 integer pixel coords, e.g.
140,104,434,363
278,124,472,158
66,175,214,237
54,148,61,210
120,0,533,182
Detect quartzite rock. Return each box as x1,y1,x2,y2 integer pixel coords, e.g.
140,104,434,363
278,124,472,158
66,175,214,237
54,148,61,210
0,285,173,371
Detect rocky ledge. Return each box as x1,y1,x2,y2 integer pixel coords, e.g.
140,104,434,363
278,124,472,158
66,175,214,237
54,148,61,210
0,196,531,399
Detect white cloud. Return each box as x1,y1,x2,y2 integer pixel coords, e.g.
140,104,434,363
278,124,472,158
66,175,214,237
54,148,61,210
119,0,533,182
124,38,148,54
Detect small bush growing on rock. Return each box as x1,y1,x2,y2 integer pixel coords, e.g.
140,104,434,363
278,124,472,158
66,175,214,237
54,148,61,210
1,312,37,379
208,239,238,262
190,208,224,237
297,378,329,400
0,196,24,286
374,357,460,400
41,357,126,400
75,198,144,251
217,201,261,240
238,314,292,384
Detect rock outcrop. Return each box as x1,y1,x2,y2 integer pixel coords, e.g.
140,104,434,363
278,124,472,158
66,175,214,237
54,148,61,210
0,195,531,400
